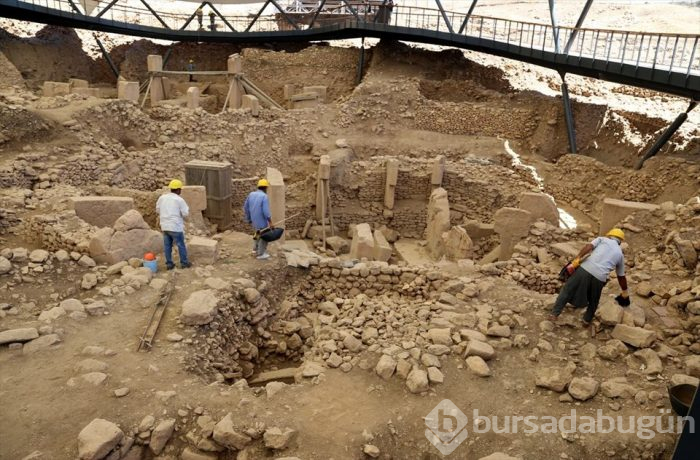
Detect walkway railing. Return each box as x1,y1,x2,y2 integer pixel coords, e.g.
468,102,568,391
7,0,700,78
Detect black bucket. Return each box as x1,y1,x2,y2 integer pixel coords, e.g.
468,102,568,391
260,227,284,242
668,384,697,417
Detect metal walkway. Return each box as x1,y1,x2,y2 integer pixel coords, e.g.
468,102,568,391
1,0,699,98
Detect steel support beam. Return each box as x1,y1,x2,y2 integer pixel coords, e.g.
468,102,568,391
341,0,361,21
139,0,170,29
66,0,82,14
372,0,389,24
357,36,366,84
94,34,119,78
635,100,697,170
270,0,300,30
434,0,454,34
308,0,328,29
564,0,594,54
548,0,560,53
204,2,236,32
458,0,478,34
559,72,577,153
457,0,478,34
180,1,207,30
96,0,120,18
246,0,270,32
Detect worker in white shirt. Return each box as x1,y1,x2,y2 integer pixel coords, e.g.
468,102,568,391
156,179,191,270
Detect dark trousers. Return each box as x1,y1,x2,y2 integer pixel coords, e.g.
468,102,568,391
163,231,189,267
552,267,606,322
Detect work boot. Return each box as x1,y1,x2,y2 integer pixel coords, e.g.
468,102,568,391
166,263,175,270
181,262,192,269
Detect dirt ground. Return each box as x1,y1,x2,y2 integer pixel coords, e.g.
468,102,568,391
1,2,699,460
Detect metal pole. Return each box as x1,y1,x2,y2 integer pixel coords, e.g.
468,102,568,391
357,36,365,84
434,0,454,34
139,0,170,29
269,0,300,30
563,0,594,54
180,1,207,30
559,72,577,153
204,1,237,32
635,101,697,170
548,0,560,53
246,0,270,32
96,0,120,18
308,0,328,28
458,0,478,34
341,0,361,21
94,34,119,78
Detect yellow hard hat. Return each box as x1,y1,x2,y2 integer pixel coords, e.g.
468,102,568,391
257,178,270,187
606,228,625,241
169,179,183,189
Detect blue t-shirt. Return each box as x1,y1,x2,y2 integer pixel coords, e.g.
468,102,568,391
581,237,625,282
243,190,271,230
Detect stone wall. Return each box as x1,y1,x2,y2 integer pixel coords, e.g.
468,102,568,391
23,212,95,253
415,102,538,138
298,260,448,302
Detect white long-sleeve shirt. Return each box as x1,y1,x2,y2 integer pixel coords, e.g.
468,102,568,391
156,193,189,232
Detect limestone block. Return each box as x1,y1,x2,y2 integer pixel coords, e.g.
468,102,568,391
241,94,260,116
303,85,327,102
117,81,139,102
42,81,70,97
519,192,559,225
291,93,319,109
88,211,163,264
494,207,533,261
600,198,659,235
384,158,399,209
72,196,135,228
188,236,219,264
227,54,242,74
180,186,207,212
283,84,297,100
442,225,473,261
426,187,450,259
430,155,445,186
147,55,163,72
373,230,392,262
350,223,374,260
266,167,285,239
181,290,219,326
150,77,164,105
69,78,89,89
315,155,331,221
463,220,495,240
71,87,101,98
186,87,200,109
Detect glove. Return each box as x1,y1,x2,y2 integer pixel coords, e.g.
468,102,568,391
615,290,630,307
558,261,577,281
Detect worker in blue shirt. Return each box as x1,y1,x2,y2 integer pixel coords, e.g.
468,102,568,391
243,179,273,260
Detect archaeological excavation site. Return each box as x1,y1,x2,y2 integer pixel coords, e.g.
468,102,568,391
1,0,699,459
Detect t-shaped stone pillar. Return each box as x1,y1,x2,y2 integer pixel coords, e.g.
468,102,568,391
227,54,244,109
316,155,331,221
494,207,533,261
384,158,399,210
147,55,164,106
266,167,285,241
431,155,445,188
187,87,200,109
117,80,139,102
426,187,450,259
